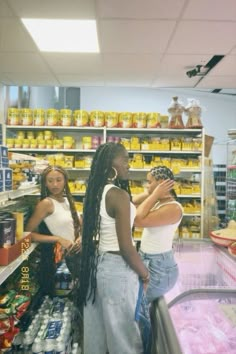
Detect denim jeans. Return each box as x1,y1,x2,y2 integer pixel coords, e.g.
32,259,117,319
140,249,179,303
83,252,144,354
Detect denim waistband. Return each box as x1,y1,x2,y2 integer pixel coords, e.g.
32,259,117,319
139,249,174,261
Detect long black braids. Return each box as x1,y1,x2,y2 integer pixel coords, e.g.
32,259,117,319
150,165,178,200
78,142,131,306
38,165,81,296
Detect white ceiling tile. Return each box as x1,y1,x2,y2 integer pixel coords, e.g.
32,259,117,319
102,54,160,75
197,75,236,88
152,76,200,88
99,20,176,53
0,1,14,17
5,73,59,86
183,0,236,21
167,21,236,54
104,75,152,87
0,19,38,51
42,53,103,74
57,74,105,86
0,53,50,73
97,0,186,19
7,0,96,19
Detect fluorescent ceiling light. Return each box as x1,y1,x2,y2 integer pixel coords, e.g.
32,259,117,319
21,19,99,53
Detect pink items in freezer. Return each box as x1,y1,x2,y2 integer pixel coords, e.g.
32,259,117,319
170,301,236,354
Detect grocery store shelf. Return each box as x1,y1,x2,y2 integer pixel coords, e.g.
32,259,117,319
0,241,38,285
6,125,104,131
0,185,40,203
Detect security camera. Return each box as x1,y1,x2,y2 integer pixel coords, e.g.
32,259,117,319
186,70,194,78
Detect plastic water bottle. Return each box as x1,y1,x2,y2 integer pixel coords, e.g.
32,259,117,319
32,337,44,354
55,337,66,354
44,339,55,354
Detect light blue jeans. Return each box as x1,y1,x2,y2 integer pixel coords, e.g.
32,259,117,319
140,249,179,303
83,252,144,354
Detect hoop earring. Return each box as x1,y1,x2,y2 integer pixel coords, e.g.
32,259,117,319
108,167,118,182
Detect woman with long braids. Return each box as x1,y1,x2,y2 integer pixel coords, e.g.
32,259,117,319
134,165,183,303
25,165,81,295
78,142,160,354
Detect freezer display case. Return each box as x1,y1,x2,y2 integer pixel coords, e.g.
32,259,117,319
159,240,236,354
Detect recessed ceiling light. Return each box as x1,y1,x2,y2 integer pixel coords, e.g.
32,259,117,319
21,19,100,53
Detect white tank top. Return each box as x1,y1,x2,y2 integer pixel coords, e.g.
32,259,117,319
140,201,183,254
44,197,76,242
99,184,136,252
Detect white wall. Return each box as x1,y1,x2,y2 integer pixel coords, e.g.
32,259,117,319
81,87,236,164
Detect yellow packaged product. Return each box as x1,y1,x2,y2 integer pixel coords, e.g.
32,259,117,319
46,109,59,126
20,108,33,126
75,158,85,168
90,110,105,127
14,139,23,148
132,112,147,128
26,131,35,140
60,109,72,126
44,130,53,141
30,139,38,149
120,138,130,150
22,139,30,148
130,136,140,150
146,113,161,128
105,111,119,127
36,131,44,140
53,139,63,149
160,138,170,150
38,140,46,149
160,115,169,128
82,136,92,150
73,110,89,127
84,156,93,168
6,138,14,148
7,108,20,125
119,112,133,128
46,140,53,149
63,136,74,149
192,138,202,151
182,138,193,151
16,131,25,140
64,156,74,168
33,109,45,126
170,138,182,151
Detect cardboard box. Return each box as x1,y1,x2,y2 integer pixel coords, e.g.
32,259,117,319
0,234,31,266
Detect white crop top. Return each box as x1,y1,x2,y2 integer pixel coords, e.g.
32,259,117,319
140,201,183,254
44,197,77,242
99,184,136,252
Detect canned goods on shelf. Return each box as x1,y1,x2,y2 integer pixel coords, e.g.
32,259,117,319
146,113,161,128
105,112,118,128
33,109,45,126
73,110,89,127
119,112,133,128
14,139,23,148
22,139,30,148
26,131,35,140
16,131,25,139
82,136,92,149
7,108,20,125
60,109,72,126
6,138,14,148
90,111,105,127
132,112,147,128
46,109,59,126
20,108,33,126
